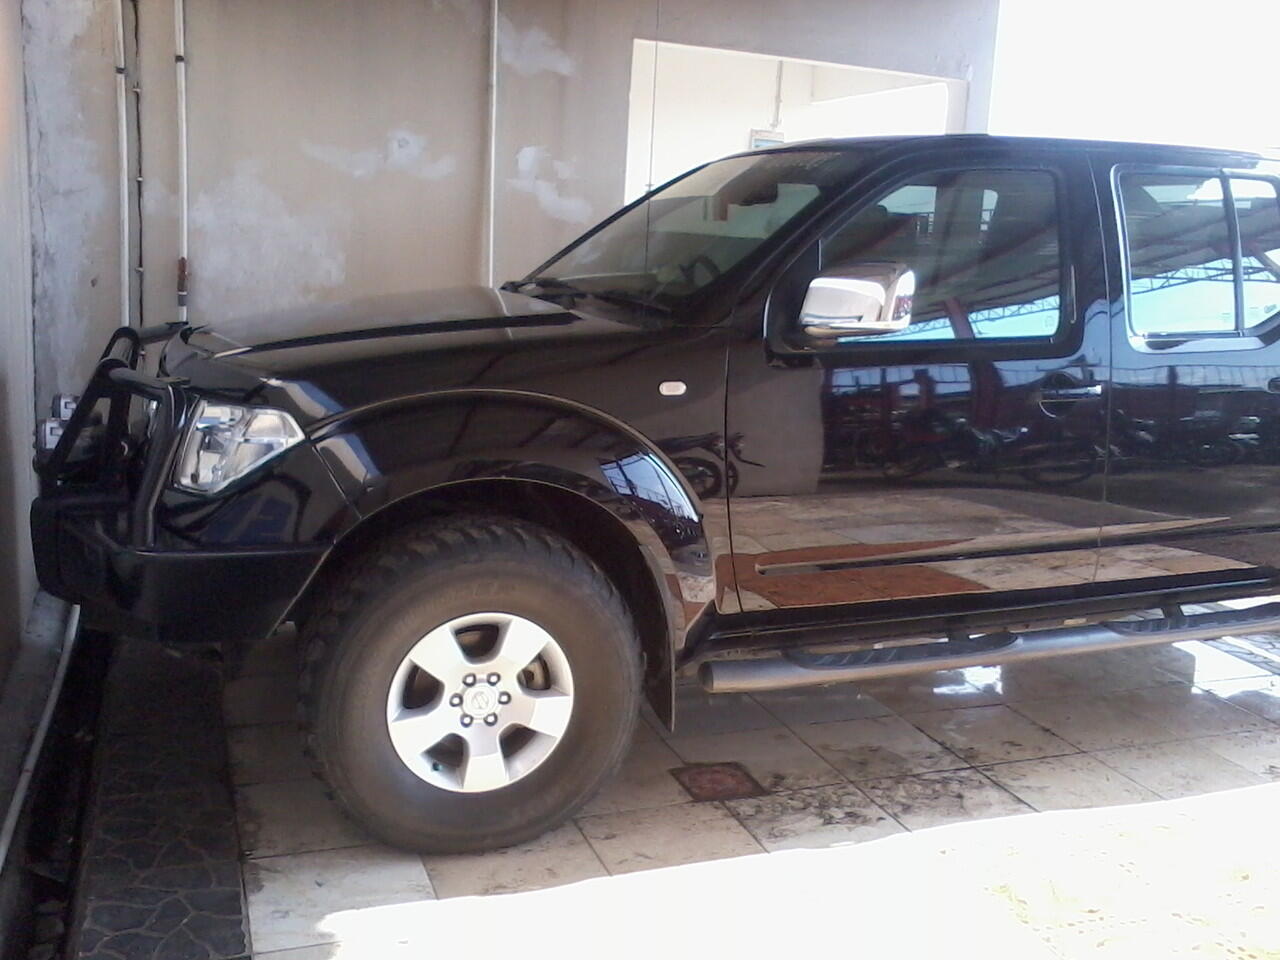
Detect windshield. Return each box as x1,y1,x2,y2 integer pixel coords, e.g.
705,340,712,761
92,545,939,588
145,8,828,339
525,149,868,310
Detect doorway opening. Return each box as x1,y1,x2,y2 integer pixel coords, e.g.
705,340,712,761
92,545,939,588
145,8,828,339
625,40,967,202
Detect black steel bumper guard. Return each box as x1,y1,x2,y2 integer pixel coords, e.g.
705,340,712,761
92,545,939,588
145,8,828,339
31,324,327,645
37,324,189,546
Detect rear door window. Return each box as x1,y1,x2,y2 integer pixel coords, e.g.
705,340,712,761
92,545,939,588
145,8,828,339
1119,172,1280,338
1233,178,1280,328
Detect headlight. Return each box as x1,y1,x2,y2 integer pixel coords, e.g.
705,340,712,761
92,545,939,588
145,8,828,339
175,400,304,493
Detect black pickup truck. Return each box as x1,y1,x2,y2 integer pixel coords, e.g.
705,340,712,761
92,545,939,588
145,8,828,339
32,134,1280,852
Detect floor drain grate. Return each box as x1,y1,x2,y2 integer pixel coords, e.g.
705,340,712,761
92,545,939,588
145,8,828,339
670,762,766,802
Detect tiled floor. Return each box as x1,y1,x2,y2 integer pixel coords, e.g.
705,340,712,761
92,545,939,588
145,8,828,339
227,631,1280,957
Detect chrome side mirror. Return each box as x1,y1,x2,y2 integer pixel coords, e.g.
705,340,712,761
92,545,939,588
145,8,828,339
799,262,915,339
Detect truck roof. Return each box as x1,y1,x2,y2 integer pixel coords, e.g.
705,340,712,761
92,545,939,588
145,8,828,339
746,132,1273,164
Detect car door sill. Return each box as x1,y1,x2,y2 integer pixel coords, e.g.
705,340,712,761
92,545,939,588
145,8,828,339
700,600,1280,693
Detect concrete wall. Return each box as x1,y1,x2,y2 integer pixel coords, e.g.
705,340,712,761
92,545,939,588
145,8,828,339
23,0,124,405
1,0,37,680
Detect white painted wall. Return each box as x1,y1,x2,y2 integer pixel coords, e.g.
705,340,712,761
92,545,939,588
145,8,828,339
625,41,964,201
626,42,785,199
784,80,955,141
22,0,123,405
990,0,1280,149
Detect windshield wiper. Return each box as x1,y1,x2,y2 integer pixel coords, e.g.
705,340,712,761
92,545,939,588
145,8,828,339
511,277,670,315
507,276,583,295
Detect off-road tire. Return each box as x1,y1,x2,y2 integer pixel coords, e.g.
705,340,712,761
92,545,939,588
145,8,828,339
298,516,642,853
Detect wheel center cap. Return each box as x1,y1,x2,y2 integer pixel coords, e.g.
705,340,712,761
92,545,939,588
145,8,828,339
462,686,497,717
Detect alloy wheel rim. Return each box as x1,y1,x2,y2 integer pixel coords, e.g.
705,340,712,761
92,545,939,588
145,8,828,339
384,612,575,793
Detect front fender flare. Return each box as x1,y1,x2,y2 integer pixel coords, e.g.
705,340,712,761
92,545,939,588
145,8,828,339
310,390,727,697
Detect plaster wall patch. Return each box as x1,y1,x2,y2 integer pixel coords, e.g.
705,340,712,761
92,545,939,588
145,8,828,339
303,129,456,182
508,146,591,224
496,14,574,77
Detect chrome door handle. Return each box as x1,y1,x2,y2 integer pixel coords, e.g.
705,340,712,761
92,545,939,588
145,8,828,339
1041,384,1103,400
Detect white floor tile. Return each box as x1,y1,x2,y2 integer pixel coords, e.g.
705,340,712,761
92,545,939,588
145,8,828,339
855,671,1005,713
794,714,966,781
725,783,904,851
576,802,761,874
751,683,892,725
224,672,295,727
858,769,1031,830
904,704,1078,765
1196,675,1280,722
244,845,434,954
237,778,369,859
1196,728,1280,781
228,723,311,786
1093,740,1269,799
667,726,843,792
1010,693,1175,751
1135,640,1269,684
422,822,606,897
980,753,1159,811
1115,684,1269,739
664,686,780,738
579,738,691,816
228,627,298,679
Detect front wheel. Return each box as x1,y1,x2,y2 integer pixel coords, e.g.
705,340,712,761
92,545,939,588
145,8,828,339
300,517,641,853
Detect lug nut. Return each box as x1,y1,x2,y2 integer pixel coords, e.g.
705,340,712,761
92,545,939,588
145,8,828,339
449,693,463,707
484,713,498,726
498,692,511,705
486,673,500,686
462,674,477,687
460,715,473,727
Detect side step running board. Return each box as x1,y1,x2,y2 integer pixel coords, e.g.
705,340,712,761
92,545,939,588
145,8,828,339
700,602,1280,694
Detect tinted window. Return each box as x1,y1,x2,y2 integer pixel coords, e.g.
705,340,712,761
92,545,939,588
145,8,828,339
1120,174,1237,336
819,169,1063,343
1232,178,1280,329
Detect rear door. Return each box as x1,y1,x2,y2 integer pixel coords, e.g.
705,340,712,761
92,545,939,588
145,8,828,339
724,142,1114,615
1091,150,1280,593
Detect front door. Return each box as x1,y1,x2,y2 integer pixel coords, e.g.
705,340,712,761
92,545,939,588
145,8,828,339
725,144,1114,617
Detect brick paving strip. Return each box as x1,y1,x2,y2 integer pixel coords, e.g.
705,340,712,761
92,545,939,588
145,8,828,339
69,639,250,960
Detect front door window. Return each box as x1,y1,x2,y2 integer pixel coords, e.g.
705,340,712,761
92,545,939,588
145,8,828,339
819,169,1064,344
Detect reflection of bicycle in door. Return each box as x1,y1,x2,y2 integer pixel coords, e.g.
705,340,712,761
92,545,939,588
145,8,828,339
661,432,764,497
882,408,1099,486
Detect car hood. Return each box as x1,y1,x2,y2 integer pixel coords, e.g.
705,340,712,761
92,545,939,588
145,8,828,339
162,286,687,426
180,286,586,356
